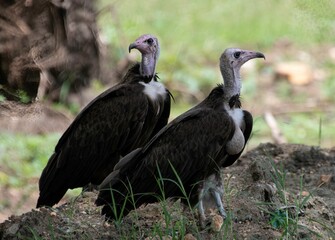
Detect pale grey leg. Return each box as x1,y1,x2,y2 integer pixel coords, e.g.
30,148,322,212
198,172,226,228
198,186,207,229
212,189,226,218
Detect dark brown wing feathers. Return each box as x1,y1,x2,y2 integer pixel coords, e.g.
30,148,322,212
37,63,171,207
96,87,237,219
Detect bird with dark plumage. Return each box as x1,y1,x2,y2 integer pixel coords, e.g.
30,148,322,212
36,34,172,208
95,48,265,227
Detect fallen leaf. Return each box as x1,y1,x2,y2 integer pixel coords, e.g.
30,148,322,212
275,61,313,85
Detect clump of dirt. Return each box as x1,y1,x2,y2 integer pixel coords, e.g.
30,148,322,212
0,101,72,134
1,143,334,239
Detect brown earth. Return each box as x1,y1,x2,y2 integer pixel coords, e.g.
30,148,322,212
1,143,334,239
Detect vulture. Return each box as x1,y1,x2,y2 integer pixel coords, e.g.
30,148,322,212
95,48,265,227
36,34,172,208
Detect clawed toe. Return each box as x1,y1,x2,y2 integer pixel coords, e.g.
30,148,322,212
199,216,212,229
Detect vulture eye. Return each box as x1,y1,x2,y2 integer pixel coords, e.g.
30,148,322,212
234,51,241,59
146,38,154,44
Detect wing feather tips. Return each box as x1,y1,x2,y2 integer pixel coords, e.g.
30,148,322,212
95,148,142,208
37,150,77,208
95,168,130,220
36,187,68,208
113,148,142,171
37,152,62,207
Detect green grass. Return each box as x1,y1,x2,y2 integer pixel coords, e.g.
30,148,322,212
0,133,60,187
98,0,335,76
0,132,82,213
96,0,335,150
249,112,335,149
256,159,334,239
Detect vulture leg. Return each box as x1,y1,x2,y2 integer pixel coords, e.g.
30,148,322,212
82,183,98,192
198,172,226,228
198,186,207,229
212,187,227,218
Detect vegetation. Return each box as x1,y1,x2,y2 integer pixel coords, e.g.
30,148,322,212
98,0,335,148
0,133,59,187
258,161,313,238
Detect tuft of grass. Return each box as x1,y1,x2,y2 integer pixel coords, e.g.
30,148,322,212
16,90,30,103
101,162,206,238
257,159,329,239
220,173,237,239
100,161,246,239
104,183,132,229
24,217,57,240
249,112,335,149
279,112,335,147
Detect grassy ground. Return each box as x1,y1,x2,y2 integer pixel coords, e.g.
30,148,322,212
98,0,335,59
1,143,334,239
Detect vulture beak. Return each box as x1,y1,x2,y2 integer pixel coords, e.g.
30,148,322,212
237,50,265,67
128,42,137,53
245,51,265,61
254,51,266,60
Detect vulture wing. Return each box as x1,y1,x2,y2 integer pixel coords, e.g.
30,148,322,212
37,79,170,207
96,105,235,219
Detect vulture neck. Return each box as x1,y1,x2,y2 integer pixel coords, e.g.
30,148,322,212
140,53,157,80
221,66,241,103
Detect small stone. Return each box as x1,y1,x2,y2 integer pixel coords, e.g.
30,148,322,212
301,191,309,197
6,223,20,235
184,233,196,240
211,214,223,232
82,191,97,198
103,222,111,227
50,211,57,217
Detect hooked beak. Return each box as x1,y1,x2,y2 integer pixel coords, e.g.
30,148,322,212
245,51,265,61
254,51,265,60
128,42,137,53
238,51,265,66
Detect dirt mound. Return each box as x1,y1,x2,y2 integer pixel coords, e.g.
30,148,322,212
0,101,72,134
1,143,334,239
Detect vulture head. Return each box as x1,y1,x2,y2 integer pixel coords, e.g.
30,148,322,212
219,48,265,99
129,34,160,78
220,48,265,71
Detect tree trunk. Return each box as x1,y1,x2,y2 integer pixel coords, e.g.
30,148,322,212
0,0,100,102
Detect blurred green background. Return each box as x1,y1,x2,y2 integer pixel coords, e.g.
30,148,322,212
97,0,335,147
1,0,334,219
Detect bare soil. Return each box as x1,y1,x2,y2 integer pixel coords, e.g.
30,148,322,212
1,143,334,239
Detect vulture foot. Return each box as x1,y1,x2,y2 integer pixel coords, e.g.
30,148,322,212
198,173,226,229
82,183,98,192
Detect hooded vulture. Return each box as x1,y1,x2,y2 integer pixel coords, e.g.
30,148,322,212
37,34,172,208
95,48,265,227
